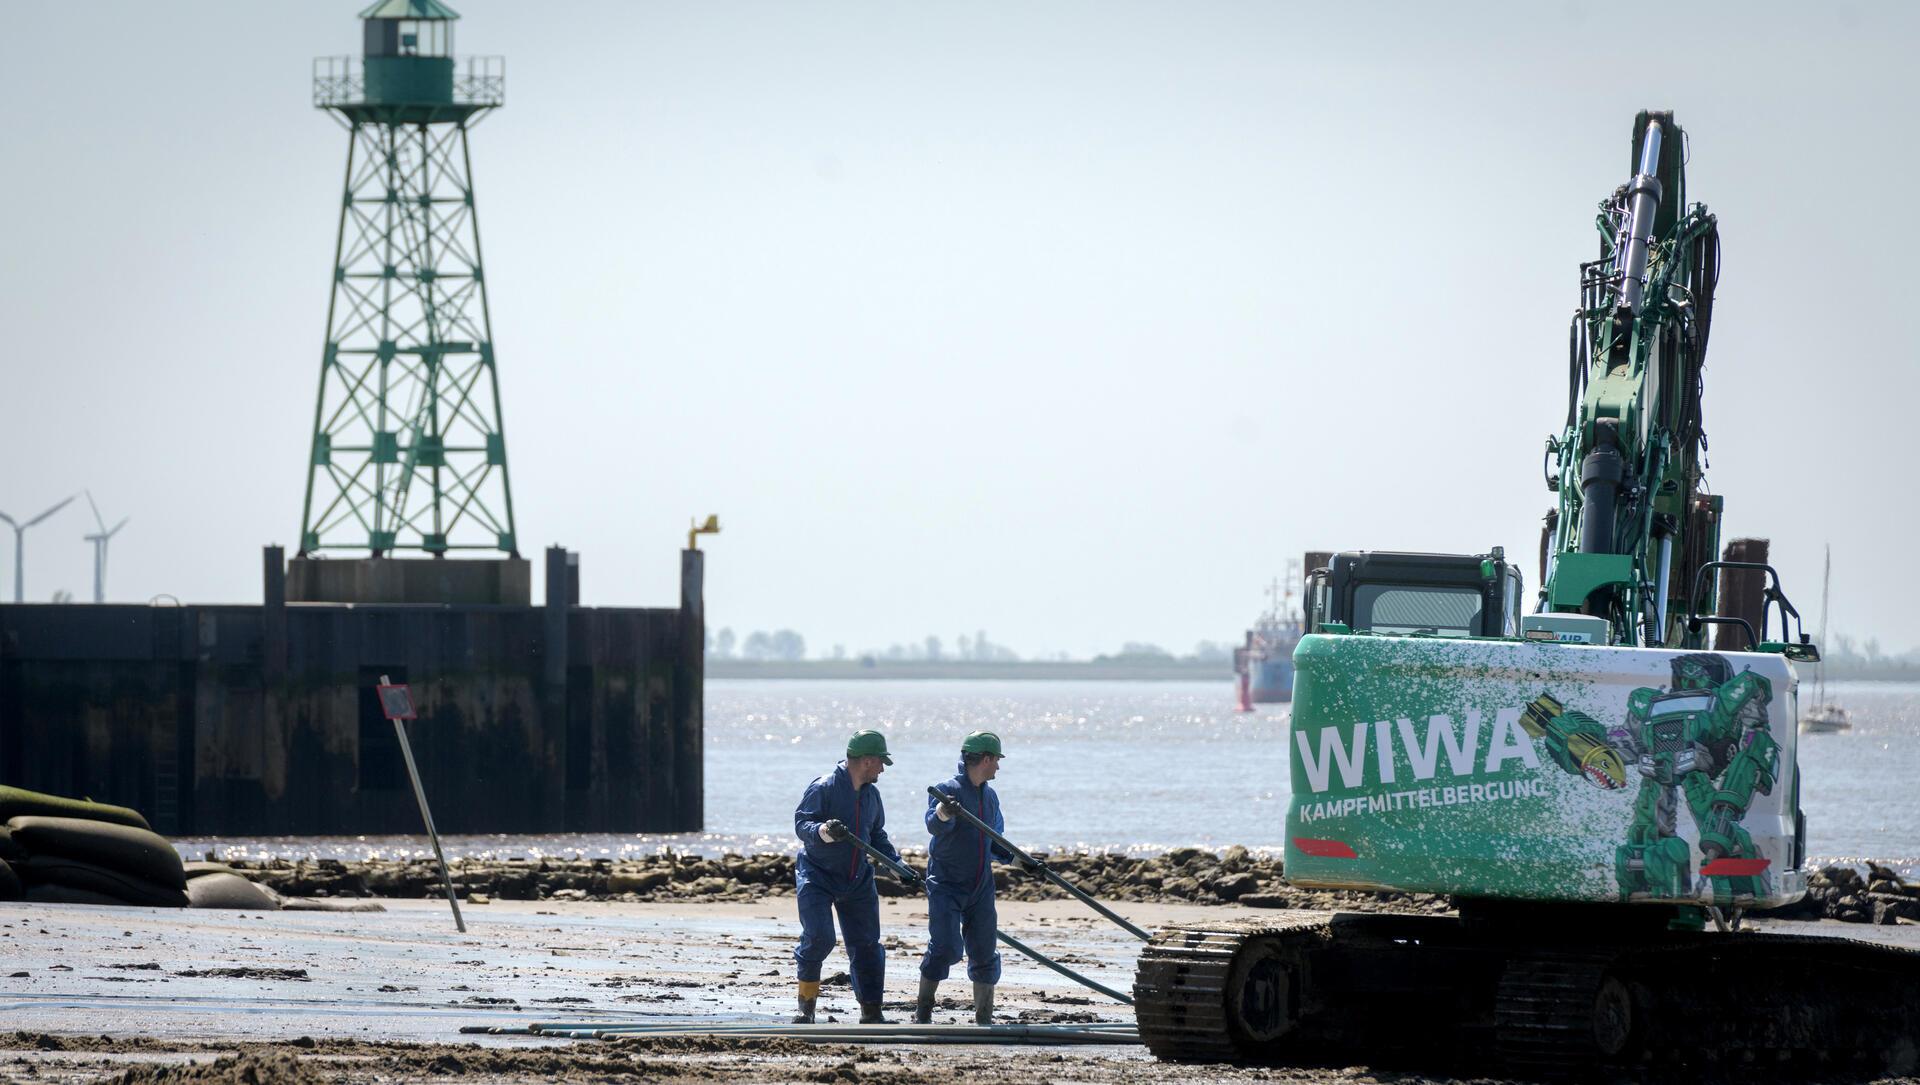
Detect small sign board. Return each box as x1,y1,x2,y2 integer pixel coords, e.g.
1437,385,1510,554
377,682,417,721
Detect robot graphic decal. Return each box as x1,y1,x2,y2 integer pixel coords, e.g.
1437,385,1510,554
1519,653,1780,905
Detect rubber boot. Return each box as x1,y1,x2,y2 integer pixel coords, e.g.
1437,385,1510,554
859,1001,889,1024
792,980,819,1024
972,982,994,1026
913,977,938,1024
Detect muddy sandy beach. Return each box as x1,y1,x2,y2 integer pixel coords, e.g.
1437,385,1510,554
1,896,1306,1084
5,890,1919,1084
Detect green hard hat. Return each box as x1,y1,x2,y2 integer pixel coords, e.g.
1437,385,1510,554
960,730,1004,757
846,729,893,764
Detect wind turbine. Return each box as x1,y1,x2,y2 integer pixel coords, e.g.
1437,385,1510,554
0,494,78,603
83,491,130,604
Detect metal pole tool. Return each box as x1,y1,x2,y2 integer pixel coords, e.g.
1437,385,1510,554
926,785,1151,942
835,824,1134,1005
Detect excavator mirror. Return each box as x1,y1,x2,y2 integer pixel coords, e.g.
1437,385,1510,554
1780,640,1820,663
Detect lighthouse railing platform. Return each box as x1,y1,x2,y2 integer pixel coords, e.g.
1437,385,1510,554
312,55,506,110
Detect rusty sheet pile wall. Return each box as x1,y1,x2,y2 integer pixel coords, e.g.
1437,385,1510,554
0,548,704,837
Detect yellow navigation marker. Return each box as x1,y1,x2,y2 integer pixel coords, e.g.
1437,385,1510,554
688,514,721,550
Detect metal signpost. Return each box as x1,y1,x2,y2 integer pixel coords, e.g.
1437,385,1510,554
378,675,465,933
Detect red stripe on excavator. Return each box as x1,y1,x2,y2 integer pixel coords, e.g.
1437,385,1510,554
1700,857,1770,876
1292,837,1358,859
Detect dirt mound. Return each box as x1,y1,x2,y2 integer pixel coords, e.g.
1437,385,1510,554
4,1032,173,1052
610,1035,822,1056
364,1045,706,1080
109,1052,327,1084
174,967,311,982
808,1059,943,1084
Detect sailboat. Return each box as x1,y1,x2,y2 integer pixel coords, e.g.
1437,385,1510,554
1802,544,1852,735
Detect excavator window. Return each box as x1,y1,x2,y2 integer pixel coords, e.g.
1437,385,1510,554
1355,584,1482,636
1306,570,1330,631
1313,550,1523,637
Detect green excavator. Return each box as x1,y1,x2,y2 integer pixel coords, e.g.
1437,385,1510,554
1131,113,1920,1075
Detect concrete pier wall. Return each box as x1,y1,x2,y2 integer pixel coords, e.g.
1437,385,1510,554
0,548,704,836
285,555,533,605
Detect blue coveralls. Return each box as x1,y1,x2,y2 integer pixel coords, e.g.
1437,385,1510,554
920,762,1011,984
793,762,901,1005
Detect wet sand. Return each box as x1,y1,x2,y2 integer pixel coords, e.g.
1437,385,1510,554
3,897,1916,1083
0,896,1173,1084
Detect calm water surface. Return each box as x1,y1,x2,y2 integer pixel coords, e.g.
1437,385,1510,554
182,679,1919,878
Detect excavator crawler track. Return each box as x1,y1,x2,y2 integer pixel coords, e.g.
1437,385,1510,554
1494,951,1632,1074
1133,912,1920,1078
1131,913,1330,1063
1599,929,1920,1075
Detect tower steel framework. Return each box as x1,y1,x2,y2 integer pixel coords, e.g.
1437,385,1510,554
302,0,516,558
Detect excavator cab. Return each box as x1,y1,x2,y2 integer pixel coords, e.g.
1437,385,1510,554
1305,548,1523,638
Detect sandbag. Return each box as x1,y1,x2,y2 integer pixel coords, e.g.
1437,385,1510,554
0,858,19,901
7,815,185,888
186,872,280,910
17,855,189,908
22,882,132,907
0,825,25,862
0,786,150,830
184,861,241,880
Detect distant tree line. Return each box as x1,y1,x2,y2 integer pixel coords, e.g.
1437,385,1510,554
706,627,806,662
860,631,1022,663
1093,641,1233,664
705,626,1918,669
708,628,1022,663
1815,632,1920,675
708,628,1240,665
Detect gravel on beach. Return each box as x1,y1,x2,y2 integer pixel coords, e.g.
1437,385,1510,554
207,846,1920,925
211,846,1443,913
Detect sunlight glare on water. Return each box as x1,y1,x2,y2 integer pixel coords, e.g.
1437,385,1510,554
179,679,1918,878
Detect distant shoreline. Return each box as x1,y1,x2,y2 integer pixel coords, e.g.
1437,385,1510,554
708,658,1920,682
708,658,1227,681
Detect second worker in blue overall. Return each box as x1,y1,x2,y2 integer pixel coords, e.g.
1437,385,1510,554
917,730,1031,1025
791,729,906,1024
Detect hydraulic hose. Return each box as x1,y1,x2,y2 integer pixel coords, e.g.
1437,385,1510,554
928,785,1152,942
839,819,1136,1004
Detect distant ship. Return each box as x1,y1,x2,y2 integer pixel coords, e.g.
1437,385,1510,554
1801,545,1851,735
1234,564,1304,709
1800,703,1851,735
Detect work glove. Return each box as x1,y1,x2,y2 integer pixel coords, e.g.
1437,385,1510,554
1017,854,1048,877
897,865,925,889
934,798,959,822
819,819,848,843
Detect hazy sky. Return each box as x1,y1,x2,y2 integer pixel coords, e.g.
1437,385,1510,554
2,2,1914,658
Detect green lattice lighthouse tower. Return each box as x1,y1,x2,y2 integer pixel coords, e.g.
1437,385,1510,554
294,0,525,602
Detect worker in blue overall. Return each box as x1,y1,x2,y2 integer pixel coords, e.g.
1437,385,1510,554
791,729,907,1024
917,730,1032,1025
